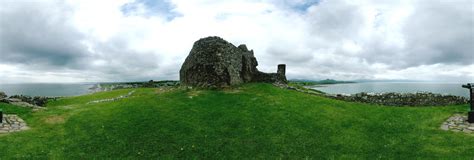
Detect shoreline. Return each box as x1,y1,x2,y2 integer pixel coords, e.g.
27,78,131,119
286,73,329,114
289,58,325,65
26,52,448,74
307,82,471,98
288,85,469,106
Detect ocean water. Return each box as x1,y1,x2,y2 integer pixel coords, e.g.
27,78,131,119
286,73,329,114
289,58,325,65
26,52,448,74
0,83,94,97
310,82,471,98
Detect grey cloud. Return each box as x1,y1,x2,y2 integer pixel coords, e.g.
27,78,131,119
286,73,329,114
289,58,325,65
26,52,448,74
265,47,314,64
401,0,473,66
305,1,366,41
0,1,88,69
298,0,473,73
0,1,169,82
364,0,473,69
0,0,472,83
72,35,166,81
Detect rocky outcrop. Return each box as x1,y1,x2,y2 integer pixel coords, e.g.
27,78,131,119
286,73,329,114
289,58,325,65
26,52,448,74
0,92,56,108
0,92,6,99
180,36,287,88
7,95,53,107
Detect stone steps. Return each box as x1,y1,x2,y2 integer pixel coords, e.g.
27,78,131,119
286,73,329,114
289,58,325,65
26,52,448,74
0,114,29,134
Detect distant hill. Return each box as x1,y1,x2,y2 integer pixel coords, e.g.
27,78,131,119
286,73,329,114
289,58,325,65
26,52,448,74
353,79,425,83
289,79,355,85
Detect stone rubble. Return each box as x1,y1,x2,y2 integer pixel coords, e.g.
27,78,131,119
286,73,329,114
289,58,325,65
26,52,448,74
0,114,29,134
440,114,474,134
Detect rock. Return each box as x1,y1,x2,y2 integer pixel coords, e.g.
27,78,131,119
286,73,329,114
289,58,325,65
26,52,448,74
180,36,287,88
0,91,6,99
10,101,36,108
440,124,449,130
7,98,22,103
0,114,29,134
319,91,468,107
440,114,474,134
287,86,297,90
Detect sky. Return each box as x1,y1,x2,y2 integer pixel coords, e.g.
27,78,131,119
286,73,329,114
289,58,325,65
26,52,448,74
0,0,473,83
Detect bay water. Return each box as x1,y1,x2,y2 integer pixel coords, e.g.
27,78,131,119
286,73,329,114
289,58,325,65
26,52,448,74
0,83,94,97
0,82,471,98
310,82,471,98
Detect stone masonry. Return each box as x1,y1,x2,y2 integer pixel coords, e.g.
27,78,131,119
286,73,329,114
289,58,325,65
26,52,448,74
440,114,474,134
0,114,29,134
180,36,287,88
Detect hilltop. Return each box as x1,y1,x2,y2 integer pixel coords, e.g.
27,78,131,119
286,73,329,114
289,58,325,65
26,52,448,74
0,83,473,159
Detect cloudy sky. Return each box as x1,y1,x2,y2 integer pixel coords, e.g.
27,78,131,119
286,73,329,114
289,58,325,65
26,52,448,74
0,0,473,83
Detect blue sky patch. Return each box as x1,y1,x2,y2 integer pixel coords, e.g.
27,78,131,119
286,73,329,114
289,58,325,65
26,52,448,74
120,0,181,21
291,0,321,12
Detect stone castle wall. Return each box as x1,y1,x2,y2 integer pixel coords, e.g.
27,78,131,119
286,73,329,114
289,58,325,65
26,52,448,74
180,36,287,88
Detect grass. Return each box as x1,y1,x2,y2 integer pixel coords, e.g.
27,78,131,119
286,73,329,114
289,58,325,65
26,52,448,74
0,83,473,159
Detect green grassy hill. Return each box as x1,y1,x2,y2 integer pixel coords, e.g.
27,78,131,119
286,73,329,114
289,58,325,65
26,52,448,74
1,83,473,159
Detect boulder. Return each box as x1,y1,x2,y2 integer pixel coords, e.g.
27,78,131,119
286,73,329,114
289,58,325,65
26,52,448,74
6,98,22,103
10,101,36,108
180,36,287,88
0,92,7,104
0,92,6,99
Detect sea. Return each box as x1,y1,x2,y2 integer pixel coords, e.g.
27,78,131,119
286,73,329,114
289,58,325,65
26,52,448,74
310,82,471,98
0,82,471,98
0,83,94,97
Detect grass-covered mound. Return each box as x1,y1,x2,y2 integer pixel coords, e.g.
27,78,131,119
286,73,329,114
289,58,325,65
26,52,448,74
0,83,473,159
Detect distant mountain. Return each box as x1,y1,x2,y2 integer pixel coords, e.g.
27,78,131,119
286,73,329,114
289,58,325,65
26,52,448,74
289,79,355,85
353,79,426,83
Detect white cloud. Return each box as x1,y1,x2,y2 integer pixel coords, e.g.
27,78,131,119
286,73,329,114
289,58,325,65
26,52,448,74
0,0,472,83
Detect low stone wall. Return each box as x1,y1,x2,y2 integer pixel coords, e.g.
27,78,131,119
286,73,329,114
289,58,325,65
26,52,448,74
87,90,135,104
278,84,469,107
328,92,468,106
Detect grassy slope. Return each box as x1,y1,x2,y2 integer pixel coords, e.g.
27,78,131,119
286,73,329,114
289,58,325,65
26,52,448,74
0,83,473,159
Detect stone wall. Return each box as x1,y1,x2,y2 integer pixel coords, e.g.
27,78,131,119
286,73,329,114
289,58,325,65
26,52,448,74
328,92,468,106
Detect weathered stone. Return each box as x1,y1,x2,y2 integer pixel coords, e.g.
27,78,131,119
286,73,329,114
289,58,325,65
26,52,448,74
87,90,135,104
0,114,29,134
440,114,474,134
7,98,21,103
10,101,36,108
6,95,55,107
325,91,468,106
180,36,287,88
0,91,6,99
440,124,449,130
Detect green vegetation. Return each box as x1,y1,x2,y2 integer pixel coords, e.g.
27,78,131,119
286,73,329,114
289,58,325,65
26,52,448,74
1,83,473,159
100,80,179,88
290,79,355,86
